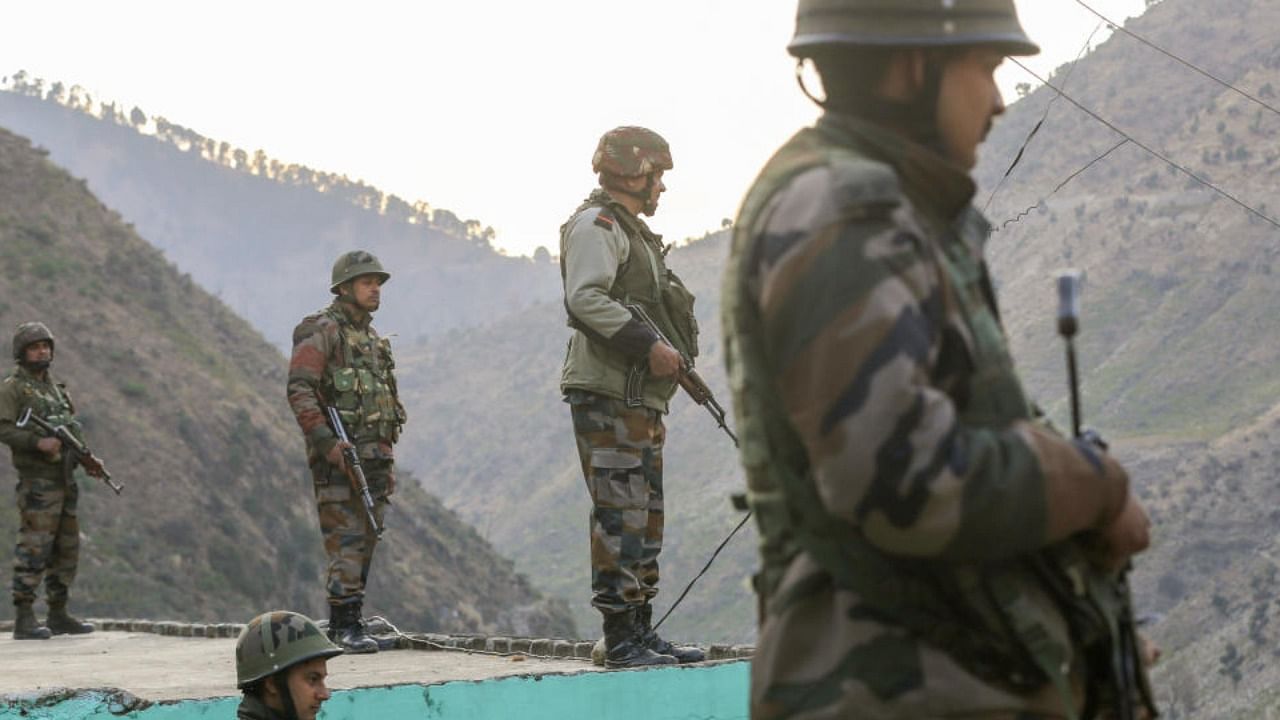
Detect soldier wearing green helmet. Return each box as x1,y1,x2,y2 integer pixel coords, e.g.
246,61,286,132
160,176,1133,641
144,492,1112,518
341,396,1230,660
235,611,343,720
722,1,1157,717
287,250,406,654
0,321,103,640
559,126,704,668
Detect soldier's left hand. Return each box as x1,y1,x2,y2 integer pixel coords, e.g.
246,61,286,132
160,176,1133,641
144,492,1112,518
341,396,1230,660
36,436,62,458
1092,491,1151,572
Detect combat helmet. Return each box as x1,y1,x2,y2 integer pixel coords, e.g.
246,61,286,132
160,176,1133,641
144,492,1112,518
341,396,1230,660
789,0,1040,57
329,250,390,294
12,321,54,361
592,127,673,178
235,611,343,689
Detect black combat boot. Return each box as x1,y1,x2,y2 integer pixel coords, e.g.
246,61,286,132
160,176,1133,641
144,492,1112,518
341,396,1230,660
637,603,705,663
328,603,378,654
46,602,95,635
603,608,676,669
13,602,52,640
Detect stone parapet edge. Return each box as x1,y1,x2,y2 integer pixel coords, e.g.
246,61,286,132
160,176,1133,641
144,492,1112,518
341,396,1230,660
0,619,755,661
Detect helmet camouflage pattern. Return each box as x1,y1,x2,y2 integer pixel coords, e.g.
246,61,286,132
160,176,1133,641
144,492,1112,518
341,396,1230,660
790,0,1040,57
330,250,390,294
12,321,54,360
592,126,673,178
235,611,343,688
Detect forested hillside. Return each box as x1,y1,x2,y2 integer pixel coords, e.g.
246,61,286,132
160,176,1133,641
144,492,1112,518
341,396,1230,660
0,75,561,352
0,126,574,638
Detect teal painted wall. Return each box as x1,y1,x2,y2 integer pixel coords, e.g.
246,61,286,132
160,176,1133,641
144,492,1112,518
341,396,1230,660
0,661,749,719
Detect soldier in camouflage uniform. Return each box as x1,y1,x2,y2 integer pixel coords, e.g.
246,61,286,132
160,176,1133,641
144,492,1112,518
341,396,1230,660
0,322,101,640
723,2,1156,717
235,610,343,720
287,251,406,654
561,127,705,668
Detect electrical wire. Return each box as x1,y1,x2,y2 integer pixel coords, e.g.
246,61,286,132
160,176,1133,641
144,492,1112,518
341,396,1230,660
650,511,753,633
995,139,1130,231
1073,0,1280,120
1008,57,1280,232
984,23,1104,213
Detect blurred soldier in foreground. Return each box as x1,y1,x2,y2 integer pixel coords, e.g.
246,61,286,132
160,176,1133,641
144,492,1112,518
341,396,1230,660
287,251,406,653
236,611,343,720
0,322,103,640
560,127,705,668
722,1,1156,717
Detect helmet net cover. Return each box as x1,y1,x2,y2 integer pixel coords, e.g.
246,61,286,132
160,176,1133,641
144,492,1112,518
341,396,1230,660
591,126,674,179
12,321,55,360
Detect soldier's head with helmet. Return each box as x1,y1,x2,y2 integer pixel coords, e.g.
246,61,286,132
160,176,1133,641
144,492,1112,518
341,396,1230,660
235,611,343,720
12,321,56,373
592,126,673,217
791,0,1039,168
329,250,389,313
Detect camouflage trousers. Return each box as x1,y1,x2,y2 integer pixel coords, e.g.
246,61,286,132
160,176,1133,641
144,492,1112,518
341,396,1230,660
11,471,79,606
311,458,391,607
567,390,665,614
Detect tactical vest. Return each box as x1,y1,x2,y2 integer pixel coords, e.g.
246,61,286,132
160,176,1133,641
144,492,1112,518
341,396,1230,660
560,192,698,407
724,124,1122,713
319,306,405,457
4,368,78,472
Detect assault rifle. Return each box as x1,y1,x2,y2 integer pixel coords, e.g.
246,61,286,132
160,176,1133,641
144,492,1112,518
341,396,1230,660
16,408,122,495
1056,271,1156,720
324,406,384,539
625,304,738,447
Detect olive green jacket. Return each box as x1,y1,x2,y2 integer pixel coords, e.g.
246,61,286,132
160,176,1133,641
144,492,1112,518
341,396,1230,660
559,189,698,413
0,365,79,477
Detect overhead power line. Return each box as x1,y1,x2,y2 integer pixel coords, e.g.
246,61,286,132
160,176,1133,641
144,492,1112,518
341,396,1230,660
995,139,1130,232
1073,0,1280,119
984,23,1104,213
1008,57,1280,232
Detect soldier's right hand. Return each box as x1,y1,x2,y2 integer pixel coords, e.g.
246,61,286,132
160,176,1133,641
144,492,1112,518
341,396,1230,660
1093,491,1151,572
326,441,353,473
648,341,683,379
36,437,62,457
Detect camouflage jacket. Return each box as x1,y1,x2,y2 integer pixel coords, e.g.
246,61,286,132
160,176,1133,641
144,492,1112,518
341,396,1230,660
723,114,1131,718
287,299,405,466
559,188,698,412
0,364,81,476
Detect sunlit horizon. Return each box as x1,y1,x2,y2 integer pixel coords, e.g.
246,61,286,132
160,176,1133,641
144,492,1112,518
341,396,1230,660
0,1,1149,258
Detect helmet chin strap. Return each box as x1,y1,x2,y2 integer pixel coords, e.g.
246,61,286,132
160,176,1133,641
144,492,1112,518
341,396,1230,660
273,673,300,720
797,53,949,158
603,174,658,216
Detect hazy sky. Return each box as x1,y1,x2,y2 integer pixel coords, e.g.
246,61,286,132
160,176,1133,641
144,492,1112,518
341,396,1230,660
0,1,1149,258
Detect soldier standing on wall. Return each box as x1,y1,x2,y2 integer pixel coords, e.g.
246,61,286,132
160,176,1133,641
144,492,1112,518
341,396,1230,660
560,127,706,669
0,322,102,640
722,1,1157,717
287,251,406,654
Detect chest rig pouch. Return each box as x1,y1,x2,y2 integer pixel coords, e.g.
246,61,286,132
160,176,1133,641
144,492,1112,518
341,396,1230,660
16,374,78,466
323,309,406,456
562,195,699,407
